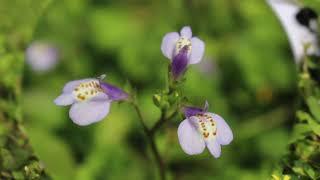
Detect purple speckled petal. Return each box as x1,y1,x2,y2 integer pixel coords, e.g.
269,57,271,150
184,101,209,118
177,118,205,155
206,139,221,158
209,113,233,145
161,32,180,60
189,37,205,64
69,100,111,126
62,78,95,93
180,26,192,39
171,47,189,79
99,81,128,101
54,93,74,106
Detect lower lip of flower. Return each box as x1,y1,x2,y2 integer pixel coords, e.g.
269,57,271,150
72,80,103,101
196,113,217,140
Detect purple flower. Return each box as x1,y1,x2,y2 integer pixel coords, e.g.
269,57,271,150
161,26,205,79
54,75,128,126
267,0,320,63
25,41,59,72
178,102,233,158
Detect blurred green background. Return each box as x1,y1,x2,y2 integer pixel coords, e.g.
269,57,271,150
19,0,320,179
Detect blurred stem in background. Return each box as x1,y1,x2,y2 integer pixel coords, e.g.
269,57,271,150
0,0,51,179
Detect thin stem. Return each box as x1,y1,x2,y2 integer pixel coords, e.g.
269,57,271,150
148,134,166,180
132,102,150,134
131,101,166,180
151,109,179,134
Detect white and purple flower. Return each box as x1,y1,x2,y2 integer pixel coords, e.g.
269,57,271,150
178,102,233,158
161,26,205,79
25,41,59,72
54,75,128,126
267,0,320,63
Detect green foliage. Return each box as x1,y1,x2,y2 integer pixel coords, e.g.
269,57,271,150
274,55,320,179
0,0,52,179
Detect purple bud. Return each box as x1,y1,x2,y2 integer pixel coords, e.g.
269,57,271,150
184,101,209,118
184,107,203,118
99,81,128,101
171,46,189,79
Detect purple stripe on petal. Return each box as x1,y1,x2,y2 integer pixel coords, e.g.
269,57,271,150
99,81,128,101
171,46,189,79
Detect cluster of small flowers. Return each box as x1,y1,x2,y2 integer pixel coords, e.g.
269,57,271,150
54,26,233,158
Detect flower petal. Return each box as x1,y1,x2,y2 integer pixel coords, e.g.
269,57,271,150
177,119,205,155
209,113,233,145
54,93,74,106
180,26,192,39
161,32,180,60
62,78,95,93
91,92,110,101
69,100,111,126
100,81,128,101
206,139,221,158
189,37,205,64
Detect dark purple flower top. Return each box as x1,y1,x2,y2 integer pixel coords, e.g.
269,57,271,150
99,81,128,101
183,101,209,118
171,46,189,79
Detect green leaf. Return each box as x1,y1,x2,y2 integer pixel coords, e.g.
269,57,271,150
304,165,316,179
292,123,312,141
296,111,320,136
307,97,320,122
292,161,306,176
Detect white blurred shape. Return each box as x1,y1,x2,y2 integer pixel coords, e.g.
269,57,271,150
25,41,59,72
267,0,320,64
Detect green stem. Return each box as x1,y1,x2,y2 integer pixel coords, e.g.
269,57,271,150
131,101,166,180
150,109,179,135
